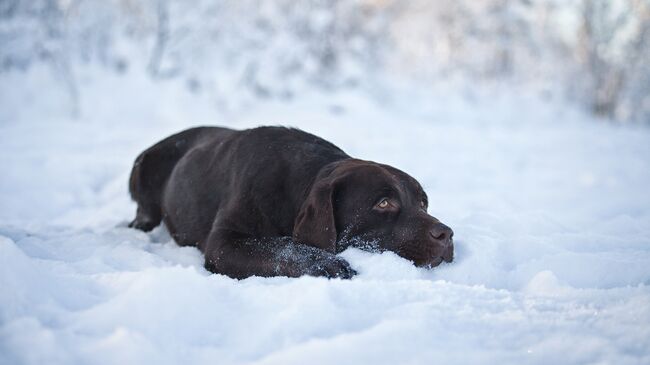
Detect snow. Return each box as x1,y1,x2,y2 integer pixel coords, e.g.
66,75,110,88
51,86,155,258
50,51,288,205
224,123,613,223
1,64,650,365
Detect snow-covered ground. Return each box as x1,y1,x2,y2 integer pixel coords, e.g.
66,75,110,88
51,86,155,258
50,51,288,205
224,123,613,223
1,65,650,365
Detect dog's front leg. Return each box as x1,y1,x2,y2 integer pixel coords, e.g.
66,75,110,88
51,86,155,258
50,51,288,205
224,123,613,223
202,229,356,279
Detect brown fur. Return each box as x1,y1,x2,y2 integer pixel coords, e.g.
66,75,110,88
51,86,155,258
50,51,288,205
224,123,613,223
129,126,453,279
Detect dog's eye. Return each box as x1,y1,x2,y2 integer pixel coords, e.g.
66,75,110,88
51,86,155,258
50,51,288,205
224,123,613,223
377,199,390,209
420,201,426,209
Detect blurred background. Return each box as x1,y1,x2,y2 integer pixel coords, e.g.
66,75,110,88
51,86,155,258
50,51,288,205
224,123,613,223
1,0,649,124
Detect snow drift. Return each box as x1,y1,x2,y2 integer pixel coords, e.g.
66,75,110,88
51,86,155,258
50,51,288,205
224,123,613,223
1,64,650,364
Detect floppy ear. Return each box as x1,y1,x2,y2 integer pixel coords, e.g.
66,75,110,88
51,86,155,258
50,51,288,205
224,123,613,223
293,179,338,252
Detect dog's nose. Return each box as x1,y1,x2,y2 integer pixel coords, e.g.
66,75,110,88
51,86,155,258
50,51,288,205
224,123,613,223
429,223,453,246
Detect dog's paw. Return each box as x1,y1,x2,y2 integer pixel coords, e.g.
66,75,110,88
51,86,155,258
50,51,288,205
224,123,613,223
128,218,158,232
307,256,357,279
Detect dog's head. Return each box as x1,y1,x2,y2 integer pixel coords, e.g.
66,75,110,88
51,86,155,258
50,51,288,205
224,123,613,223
293,159,453,268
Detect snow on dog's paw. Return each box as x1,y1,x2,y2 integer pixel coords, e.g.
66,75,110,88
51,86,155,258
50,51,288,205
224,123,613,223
306,256,357,279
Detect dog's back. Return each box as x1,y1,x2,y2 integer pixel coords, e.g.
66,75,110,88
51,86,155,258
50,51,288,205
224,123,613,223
130,126,349,248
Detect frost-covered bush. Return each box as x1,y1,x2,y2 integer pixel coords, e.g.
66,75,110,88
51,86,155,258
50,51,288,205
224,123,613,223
1,0,393,112
1,0,648,123
385,0,650,123
574,0,650,122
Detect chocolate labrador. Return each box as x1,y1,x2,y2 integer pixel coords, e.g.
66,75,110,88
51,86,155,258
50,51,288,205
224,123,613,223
128,126,453,279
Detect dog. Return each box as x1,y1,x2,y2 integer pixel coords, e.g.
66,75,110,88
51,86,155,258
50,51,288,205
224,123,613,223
128,126,453,279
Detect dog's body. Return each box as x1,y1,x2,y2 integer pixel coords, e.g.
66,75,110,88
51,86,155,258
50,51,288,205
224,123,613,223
129,126,453,279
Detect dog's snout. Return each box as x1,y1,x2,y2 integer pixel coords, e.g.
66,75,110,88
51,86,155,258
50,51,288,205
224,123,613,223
429,223,454,246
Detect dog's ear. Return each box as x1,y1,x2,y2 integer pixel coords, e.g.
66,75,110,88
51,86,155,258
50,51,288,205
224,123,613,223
293,177,339,252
